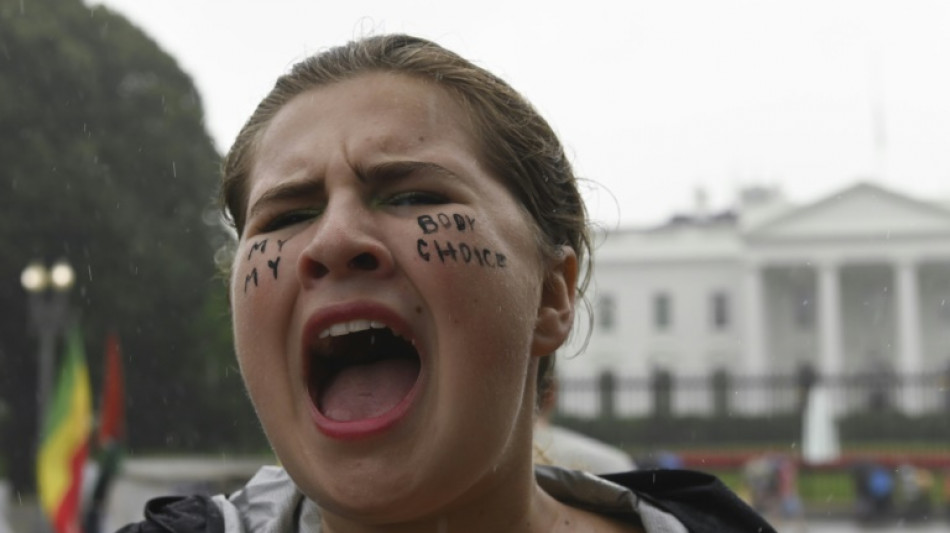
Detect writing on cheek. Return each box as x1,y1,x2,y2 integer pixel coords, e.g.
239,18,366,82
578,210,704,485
415,212,506,268
247,238,267,260
267,257,280,279
417,213,476,234
417,239,507,268
244,268,258,293
243,237,291,294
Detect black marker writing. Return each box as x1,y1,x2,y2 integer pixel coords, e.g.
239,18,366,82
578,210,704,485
417,213,476,235
247,239,268,260
417,238,506,268
243,236,293,295
244,268,259,293
267,257,281,279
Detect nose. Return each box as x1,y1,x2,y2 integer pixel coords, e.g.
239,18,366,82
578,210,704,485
296,199,394,285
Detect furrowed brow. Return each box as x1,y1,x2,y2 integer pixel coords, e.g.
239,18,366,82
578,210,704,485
359,160,460,184
248,180,323,220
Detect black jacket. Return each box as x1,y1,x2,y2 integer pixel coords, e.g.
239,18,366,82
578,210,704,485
118,467,776,533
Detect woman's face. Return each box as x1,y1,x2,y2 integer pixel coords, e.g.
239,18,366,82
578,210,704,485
229,72,575,522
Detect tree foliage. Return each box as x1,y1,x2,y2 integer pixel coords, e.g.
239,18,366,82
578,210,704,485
0,0,267,491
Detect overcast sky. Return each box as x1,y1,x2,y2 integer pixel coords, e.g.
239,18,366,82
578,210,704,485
91,0,950,228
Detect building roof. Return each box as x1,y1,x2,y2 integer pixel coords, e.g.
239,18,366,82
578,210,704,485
598,181,950,263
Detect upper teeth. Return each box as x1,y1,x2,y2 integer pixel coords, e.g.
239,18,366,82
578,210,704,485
319,319,387,339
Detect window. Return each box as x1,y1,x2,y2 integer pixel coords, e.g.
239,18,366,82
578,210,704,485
711,291,730,330
596,294,616,331
653,292,672,331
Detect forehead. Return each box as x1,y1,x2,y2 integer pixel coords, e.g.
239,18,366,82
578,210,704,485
249,72,480,187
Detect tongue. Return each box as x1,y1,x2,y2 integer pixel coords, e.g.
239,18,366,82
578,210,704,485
320,358,420,421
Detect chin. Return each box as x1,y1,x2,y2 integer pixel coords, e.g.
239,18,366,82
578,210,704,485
292,459,446,524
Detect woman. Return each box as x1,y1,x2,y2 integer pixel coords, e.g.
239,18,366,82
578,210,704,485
122,34,774,532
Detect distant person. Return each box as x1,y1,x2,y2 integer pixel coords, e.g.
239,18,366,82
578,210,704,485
533,378,635,474
118,34,775,532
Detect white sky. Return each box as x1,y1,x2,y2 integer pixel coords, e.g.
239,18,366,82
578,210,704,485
91,0,950,228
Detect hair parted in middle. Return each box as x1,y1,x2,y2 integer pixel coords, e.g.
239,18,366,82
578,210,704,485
221,33,594,404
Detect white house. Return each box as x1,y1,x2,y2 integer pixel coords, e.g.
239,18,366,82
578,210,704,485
559,182,950,415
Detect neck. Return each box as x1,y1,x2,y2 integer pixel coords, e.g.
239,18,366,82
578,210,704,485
318,450,565,533
318,407,565,533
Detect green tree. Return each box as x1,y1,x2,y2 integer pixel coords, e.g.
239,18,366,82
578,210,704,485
0,0,266,491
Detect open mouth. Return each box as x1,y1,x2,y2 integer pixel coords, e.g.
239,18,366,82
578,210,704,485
308,320,421,423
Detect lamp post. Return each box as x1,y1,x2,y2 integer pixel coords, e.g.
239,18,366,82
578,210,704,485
21,259,75,439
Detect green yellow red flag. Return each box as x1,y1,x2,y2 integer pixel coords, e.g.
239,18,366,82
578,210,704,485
36,326,92,533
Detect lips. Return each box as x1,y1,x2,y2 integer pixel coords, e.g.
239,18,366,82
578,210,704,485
302,306,423,439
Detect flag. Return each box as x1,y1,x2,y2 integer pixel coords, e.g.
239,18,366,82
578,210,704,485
97,331,124,446
82,331,126,533
37,326,93,533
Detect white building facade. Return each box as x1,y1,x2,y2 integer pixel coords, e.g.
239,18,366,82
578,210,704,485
559,182,950,415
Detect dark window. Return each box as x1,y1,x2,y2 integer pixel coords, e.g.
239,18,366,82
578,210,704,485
596,294,616,331
653,292,671,331
711,291,730,330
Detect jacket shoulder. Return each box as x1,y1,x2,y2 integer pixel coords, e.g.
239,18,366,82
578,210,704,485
115,495,224,533
602,469,777,533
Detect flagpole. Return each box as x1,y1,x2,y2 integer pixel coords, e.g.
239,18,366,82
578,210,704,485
21,260,75,442
21,260,75,533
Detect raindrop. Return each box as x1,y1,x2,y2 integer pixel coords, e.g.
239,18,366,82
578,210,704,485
172,161,177,178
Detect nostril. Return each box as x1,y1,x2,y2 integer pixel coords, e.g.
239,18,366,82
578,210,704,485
348,252,379,271
305,261,330,279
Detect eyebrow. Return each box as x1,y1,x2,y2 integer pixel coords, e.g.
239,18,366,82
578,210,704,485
357,160,461,184
248,179,324,220
247,160,461,219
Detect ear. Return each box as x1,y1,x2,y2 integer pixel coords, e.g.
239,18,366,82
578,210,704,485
531,246,578,358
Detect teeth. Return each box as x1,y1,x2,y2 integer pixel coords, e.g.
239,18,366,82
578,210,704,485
318,319,389,339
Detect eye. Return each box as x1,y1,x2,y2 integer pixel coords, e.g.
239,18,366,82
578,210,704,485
261,208,323,232
385,191,448,207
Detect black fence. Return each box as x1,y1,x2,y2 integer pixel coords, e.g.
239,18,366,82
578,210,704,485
557,369,950,419
554,370,950,447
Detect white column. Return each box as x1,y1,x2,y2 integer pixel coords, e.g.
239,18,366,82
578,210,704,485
896,259,924,413
741,262,767,414
742,263,767,377
817,261,843,378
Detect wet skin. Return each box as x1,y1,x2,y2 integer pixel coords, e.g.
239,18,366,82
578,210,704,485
229,72,589,531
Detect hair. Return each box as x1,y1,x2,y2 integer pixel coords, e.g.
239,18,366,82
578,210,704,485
220,33,592,405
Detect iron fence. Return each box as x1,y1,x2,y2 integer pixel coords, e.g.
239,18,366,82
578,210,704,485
557,370,950,419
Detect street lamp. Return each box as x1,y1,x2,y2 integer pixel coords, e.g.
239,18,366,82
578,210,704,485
21,259,75,439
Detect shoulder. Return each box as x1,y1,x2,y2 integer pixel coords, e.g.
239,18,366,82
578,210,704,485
602,469,777,533
537,465,776,533
535,425,636,474
115,494,223,533
114,466,308,533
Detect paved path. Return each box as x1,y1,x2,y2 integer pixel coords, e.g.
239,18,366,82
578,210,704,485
802,520,948,532
765,514,950,533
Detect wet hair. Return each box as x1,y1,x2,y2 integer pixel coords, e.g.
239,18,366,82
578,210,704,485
221,33,591,405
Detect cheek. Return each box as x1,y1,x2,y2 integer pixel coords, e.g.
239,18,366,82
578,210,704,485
408,209,542,330
229,238,299,367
